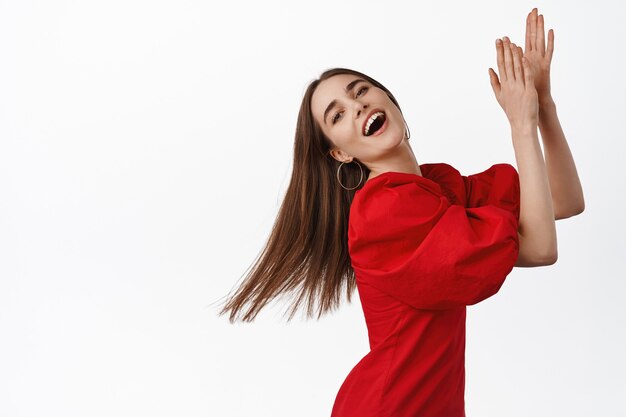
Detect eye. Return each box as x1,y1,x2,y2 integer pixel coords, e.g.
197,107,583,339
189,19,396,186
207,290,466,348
356,86,368,97
331,86,369,124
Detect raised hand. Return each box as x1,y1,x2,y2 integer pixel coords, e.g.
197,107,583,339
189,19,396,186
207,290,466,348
524,7,554,103
488,36,539,131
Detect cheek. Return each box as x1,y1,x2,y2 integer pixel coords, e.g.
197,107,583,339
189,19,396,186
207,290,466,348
343,125,363,143
328,128,357,149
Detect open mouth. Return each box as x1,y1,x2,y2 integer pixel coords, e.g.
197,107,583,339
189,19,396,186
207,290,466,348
363,111,387,136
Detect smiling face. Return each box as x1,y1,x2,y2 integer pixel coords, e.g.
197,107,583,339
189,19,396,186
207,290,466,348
310,74,407,166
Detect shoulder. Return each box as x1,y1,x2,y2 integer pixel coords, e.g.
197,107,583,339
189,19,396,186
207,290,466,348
420,161,461,176
423,162,519,205
465,163,518,178
350,162,466,214
461,163,520,214
463,163,519,191
349,166,447,232
348,167,450,242
348,168,451,262
420,162,467,206
352,168,442,208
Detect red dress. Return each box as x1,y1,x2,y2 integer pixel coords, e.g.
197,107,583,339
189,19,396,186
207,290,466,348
331,162,521,417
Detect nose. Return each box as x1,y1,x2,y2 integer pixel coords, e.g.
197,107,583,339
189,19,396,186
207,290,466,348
355,102,368,119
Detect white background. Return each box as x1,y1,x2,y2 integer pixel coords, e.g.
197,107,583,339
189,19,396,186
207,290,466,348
1,1,625,416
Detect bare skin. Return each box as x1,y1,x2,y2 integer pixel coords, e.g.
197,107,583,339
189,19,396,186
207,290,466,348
489,7,585,266
490,34,557,267
522,7,585,219
310,73,422,182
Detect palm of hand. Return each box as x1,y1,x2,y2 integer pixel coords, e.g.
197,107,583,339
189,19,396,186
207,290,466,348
524,8,554,99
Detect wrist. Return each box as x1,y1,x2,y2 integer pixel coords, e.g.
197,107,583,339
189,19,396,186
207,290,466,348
511,124,538,147
538,95,555,109
511,128,540,152
510,121,538,135
538,98,557,124
511,124,538,137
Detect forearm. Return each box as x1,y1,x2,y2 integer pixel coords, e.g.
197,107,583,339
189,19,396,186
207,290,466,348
538,98,585,218
512,126,558,264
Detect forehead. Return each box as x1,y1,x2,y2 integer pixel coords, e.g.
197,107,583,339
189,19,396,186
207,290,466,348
311,74,364,123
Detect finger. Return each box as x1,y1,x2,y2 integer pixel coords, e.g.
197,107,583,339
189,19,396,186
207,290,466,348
530,8,538,52
538,14,546,56
525,11,533,52
496,38,507,82
511,42,523,84
517,45,525,65
546,29,555,62
523,55,534,89
503,37,515,81
517,45,526,80
488,67,501,97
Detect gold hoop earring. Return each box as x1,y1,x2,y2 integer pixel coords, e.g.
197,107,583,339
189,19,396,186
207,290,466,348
337,160,364,190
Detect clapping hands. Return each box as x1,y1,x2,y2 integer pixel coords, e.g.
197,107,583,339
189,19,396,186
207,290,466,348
489,36,538,131
488,7,556,130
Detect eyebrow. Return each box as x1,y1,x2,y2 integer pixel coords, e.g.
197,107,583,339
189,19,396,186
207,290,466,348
323,78,367,125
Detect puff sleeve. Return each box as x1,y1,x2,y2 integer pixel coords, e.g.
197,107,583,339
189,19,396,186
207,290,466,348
348,164,520,310
462,163,521,219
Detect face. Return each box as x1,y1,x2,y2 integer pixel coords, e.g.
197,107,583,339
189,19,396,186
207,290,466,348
310,74,407,165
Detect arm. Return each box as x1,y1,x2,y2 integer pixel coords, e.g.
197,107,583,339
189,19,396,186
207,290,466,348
489,32,558,267
538,98,585,219
512,126,558,267
523,8,585,219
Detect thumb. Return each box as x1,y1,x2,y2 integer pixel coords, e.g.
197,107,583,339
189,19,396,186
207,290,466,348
488,68,500,96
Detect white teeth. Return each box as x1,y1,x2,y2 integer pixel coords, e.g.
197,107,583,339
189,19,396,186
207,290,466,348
364,111,385,135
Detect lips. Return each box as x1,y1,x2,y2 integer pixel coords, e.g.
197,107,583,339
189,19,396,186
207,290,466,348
362,108,385,136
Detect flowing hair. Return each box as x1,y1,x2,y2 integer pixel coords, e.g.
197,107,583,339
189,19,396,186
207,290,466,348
214,67,408,322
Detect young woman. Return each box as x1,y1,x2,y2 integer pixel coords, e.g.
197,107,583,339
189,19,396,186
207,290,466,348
217,8,584,416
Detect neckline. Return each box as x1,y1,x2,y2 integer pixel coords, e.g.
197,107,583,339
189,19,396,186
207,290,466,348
359,168,441,191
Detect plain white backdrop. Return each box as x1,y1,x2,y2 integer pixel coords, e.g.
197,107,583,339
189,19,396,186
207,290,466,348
1,0,625,416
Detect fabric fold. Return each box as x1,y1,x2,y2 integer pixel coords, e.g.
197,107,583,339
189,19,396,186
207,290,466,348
348,163,521,310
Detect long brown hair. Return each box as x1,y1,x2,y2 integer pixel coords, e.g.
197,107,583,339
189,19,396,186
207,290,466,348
215,67,407,323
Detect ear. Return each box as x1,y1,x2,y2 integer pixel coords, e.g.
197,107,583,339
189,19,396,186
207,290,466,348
329,148,351,164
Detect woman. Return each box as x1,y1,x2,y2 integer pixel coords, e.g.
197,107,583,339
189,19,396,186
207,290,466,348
217,8,584,416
